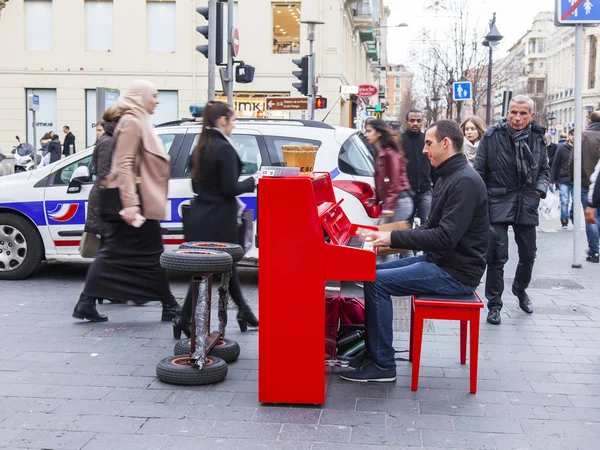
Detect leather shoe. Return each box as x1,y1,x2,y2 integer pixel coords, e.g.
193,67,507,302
512,287,533,314
487,309,501,325
73,296,108,322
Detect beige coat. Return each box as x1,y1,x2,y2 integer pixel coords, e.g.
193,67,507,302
104,115,170,220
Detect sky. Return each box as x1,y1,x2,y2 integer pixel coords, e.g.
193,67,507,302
384,0,556,64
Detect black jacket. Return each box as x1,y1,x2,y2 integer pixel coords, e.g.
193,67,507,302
401,130,435,193
390,153,489,287
473,120,550,226
85,122,116,235
63,132,76,156
547,143,557,169
185,131,255,244
48,137,61,163
550,142,572,185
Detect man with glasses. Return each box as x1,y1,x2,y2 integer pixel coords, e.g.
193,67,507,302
402,110,435,226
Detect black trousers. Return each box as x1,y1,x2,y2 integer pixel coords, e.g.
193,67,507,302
485,223,537,311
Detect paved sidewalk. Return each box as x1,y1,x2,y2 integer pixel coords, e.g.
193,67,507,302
0,219,599,449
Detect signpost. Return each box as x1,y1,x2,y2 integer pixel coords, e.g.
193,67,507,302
27,93,40,169
265,97,309,111
452,81,472,101
555,0,598,268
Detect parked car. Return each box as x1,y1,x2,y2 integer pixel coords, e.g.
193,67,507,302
0,118,379,280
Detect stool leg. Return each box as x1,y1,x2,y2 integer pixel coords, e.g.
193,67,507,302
409,297,414,363
411,308,424,391
469,310,481,394
460,320,467,365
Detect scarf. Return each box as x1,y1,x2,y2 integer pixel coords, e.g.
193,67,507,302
508,125,537,185
462,137,479,165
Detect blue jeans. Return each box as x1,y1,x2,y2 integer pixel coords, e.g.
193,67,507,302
364,255,475,369
582,187,600,254
412,190,432,226
559,184,573,222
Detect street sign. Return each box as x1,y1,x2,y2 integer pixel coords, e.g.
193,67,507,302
366,108,383,119
357,85,378,97
265,97,309,111
232,28,240,57
556,0,600,25
453,81,472,101
28,94,40,112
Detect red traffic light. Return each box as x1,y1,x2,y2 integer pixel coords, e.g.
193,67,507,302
315,96,327,110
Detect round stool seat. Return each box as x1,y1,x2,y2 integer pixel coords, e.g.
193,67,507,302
179,241,244,263
160,249,233,274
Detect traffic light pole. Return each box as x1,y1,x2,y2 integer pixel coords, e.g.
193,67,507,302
226,0,234,105
307,28,315,120
207,0,217,101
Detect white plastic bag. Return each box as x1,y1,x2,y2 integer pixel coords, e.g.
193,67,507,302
538,190,560,220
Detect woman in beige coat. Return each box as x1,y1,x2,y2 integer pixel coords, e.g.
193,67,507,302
72,81,180,322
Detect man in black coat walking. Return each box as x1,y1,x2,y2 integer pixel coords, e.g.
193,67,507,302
474,95,550,325
63,126,76,157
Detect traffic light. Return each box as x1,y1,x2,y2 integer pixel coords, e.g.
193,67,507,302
292,56,310,96
196,2,224,64
314,96,328,110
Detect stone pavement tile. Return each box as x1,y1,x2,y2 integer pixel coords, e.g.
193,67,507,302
413,377,471,391
119,401,192,418
396,365,444,378
506,392,572,407
0,360,34,371
137,417,214,436
68,415,146,434
81,432,168,450
7,430,95,449
421,430,494,448
531,346,561,355
228,392,261,407
208,379,258,393
0,383,50,398
0,427,22,447
236,440,312,450
443,368,499,380
476,379,534,393
37,385,114,400
167,390,234,406
530,382,593,395
567,394,600,408
319,396,356,411
326,383,388,399
0,397,65,413
388,387,449,402
350,427,421,446
187,405,257,421
446,390,510,404
13,352,76,363
355,398,419,414
586,422,600,437
252,406,321,424
518,362,575,373
492,433,567,450
24,362,139,376
53,399,130,416
553,372,600,384
130,365,158,377
538,354,593,364
519,419,595,437
482,403,549,419
545,406,600,422
1,412,78,431
320,410,386,427
453,416,523,434
570,363,600,374
560,436,600,450
103,387,172,403
586,384,600,395
387,413,454,431
160,436,240,450
418,401,484,416
209,420,281,440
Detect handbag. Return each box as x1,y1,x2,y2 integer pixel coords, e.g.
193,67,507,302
79,232,100,258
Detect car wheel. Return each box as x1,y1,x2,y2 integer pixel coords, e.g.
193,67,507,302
174,338,241,363
0,213,43,280
156,355,228,386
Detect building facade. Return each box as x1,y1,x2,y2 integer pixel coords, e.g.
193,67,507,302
0,0,384,152
385,64,413,121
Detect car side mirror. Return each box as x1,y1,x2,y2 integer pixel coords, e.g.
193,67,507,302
67,166,91,194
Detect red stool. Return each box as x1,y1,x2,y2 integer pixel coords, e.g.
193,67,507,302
409,293,483,394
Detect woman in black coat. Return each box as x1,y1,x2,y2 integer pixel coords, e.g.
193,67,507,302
48,133,62,163
173,101,258,337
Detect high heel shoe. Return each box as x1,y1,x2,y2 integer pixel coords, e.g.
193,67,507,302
237,308,258,332
161,300,182,322
172,316,191,339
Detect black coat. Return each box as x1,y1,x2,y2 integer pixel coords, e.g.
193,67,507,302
473,120,550,226
48,137,62,163
63,132,76,156
85,122,116,235
390,153,489,287
185,132,256,244
401,130,435,193
547,143,557,168
550,142,572,185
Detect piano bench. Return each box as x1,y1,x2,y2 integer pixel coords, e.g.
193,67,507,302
409,293,483,394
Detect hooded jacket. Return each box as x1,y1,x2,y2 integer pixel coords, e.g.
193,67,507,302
48,136,62,163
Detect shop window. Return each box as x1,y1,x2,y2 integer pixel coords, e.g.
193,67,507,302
25,0,53,51
536,79,545,94
273,2,300,54
85,0,113,52
148,0,176,52
26,88,56,147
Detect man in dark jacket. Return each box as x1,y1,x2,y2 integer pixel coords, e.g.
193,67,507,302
63,126,76,156
474,95,550,325
570,111,600,263
339,120,489,382
551,129,574,228
48,132,62,163
402,110,435,225
545,133,557,170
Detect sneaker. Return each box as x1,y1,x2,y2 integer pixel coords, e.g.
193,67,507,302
339,360,397,382
348,351,369,369
561,219,568,229
587,252,600,263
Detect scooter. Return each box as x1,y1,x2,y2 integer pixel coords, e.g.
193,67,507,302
11,136,40,172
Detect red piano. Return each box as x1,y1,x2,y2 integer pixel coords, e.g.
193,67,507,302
258,172,377,404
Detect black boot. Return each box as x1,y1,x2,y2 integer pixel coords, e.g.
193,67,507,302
161,298,181,322
237,307,258,332
512,286,533,314
73,295,108,322
172,316,191,339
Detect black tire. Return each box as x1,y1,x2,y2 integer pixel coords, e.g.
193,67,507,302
156,355,228,386
179,241,244,263
0,213,44,280
160,248,232,274
174,338,241,363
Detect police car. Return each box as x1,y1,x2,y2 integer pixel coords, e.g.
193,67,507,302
0,118,379,280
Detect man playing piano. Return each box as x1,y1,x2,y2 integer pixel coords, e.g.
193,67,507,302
339,119,490,383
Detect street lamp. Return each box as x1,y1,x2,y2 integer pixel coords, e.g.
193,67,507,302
482,13,503,125
447,69,455,120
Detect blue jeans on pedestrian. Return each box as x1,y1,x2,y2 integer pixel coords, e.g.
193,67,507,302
582,187,600,254
559,184,573,222
412,190,432,226
364,255,475,369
